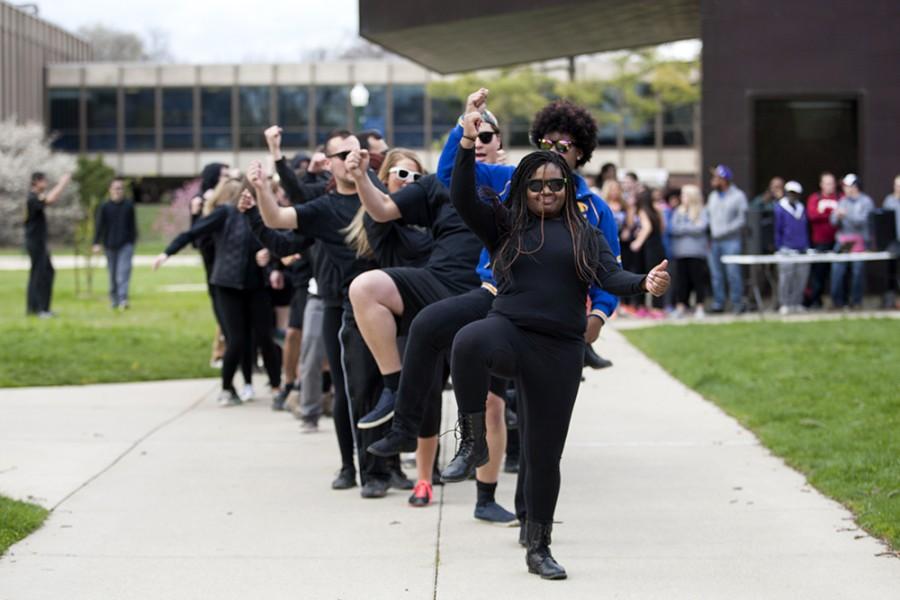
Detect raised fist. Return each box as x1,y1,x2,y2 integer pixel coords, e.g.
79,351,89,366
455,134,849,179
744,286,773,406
264,125,283,157
247,160,266,190
345,149,369,180
466,88,489,115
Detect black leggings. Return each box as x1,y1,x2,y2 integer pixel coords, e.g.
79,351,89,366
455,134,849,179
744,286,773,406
391,287,504,438
451,314,583,525
209,285,253,385
322,303,356,471
675,257,708,306
217,287,281,391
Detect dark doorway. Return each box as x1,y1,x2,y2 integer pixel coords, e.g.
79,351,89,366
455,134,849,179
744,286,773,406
753,98,859,198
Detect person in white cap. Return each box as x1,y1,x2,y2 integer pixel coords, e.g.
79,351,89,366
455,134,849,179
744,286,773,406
830,174,874,308
774,181,810,314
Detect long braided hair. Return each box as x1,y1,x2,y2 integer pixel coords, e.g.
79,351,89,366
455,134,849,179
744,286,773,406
490,150,601,284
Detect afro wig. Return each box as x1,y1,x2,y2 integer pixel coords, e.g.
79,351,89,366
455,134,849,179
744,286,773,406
529,100,598,168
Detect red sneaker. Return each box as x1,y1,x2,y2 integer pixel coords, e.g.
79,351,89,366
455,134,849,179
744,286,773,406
408,480,433,507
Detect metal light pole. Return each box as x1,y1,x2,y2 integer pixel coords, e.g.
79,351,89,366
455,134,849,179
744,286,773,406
350,83,370,132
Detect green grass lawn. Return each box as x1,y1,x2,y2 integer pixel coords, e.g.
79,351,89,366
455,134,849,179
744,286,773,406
0,495,49,556
0,264,217,387
622,319,900,551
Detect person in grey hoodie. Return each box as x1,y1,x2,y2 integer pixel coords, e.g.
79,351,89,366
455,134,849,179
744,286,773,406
706,164,748,313
882,174,900,308
830,173,874,308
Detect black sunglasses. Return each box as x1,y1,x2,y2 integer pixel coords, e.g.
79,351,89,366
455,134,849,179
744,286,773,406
526,178,567,193
477,131,499,144
327,150,352,161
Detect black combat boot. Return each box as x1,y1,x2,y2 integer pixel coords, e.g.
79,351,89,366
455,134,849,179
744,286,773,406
525,521,567,580
440,412,488,482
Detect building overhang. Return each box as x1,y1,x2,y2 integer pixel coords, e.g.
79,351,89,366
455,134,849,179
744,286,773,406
359,0,700,74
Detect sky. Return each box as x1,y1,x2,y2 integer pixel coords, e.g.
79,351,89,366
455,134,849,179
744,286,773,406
34,0,361,63
33,0,699,64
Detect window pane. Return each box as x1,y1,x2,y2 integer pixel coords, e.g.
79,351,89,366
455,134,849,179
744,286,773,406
662,104,695,146
201,87,232,150
48,88,80,151
278,86,309,148
239,86,270,149
392,84,425,147
86,88,117,151
124,88,156,151
430,96,462,143
315,86,348,144
357,84,387,136
162,88,194,149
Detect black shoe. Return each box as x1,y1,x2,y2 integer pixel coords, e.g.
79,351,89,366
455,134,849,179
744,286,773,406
583,344,613,370
709,306,725,314
474,501,517,525
358,388,396,429
367,430,418,457
389,467,414,490
504,455,519,474
272,383,292,411
525,521,567,580
360,477,390,498
331,467,357,490
441,412,488,483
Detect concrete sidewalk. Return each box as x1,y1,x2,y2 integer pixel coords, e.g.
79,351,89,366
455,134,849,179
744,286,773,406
0,255,201,271
1,330,898,599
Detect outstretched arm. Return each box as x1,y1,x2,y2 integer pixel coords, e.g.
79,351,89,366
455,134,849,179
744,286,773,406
593,232,670,297
45,173,72,205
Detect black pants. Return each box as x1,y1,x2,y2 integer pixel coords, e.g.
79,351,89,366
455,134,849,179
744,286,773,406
391,287,504,438
26,241,54,314
805,242,833,307
217,287,281,392
339,307,392,484
452,314,583,525
323,303,356,472
675,257,708,306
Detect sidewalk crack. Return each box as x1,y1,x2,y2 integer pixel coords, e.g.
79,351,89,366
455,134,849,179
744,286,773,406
50,384,216,512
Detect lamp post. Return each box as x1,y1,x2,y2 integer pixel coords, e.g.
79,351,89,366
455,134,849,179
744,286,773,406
350,83,370,132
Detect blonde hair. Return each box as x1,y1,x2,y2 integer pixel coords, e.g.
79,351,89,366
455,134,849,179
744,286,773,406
203,177,244,216
600,179,623,205
678,184,704,223
342,148,425,259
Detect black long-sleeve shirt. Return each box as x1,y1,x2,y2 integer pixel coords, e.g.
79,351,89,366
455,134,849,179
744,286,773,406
451,146,645,339
166,205,264,290
93,199,137,249
275,158,331,204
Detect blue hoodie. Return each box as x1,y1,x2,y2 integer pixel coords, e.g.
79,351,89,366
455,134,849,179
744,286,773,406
438,123,621,322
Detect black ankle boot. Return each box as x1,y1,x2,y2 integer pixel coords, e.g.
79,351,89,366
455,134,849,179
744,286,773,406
525,521,567,580
440,412,488,483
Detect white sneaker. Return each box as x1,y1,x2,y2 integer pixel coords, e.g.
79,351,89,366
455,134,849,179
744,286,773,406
779,305,790,316
694,306,706,319
217,390,242,407
239,384,255,403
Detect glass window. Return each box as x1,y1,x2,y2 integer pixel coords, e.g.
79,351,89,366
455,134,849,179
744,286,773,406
48,88,80,151
238,86,270,149
662,103,695,146
201,87,232,150
624,83,655,147
430,96,463,144
86,88,117,151
314,85,349,144
124,88,156,151
392,84,425,147
357,84,387,138
278,86,310,149
162,88,194,149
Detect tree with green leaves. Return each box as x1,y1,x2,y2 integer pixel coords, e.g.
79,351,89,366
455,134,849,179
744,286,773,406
72,156,117,295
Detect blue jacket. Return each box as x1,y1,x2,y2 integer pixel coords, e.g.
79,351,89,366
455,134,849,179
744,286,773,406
438,123,620,322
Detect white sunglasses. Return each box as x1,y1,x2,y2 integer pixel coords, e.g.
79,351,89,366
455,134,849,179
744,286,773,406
389,166,422,182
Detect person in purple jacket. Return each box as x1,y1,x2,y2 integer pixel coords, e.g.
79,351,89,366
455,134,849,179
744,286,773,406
774,181,810,314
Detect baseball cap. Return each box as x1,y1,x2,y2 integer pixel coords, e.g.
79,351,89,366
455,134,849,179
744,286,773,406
710,164,733,181
784,180,803,194
841,173,859,187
